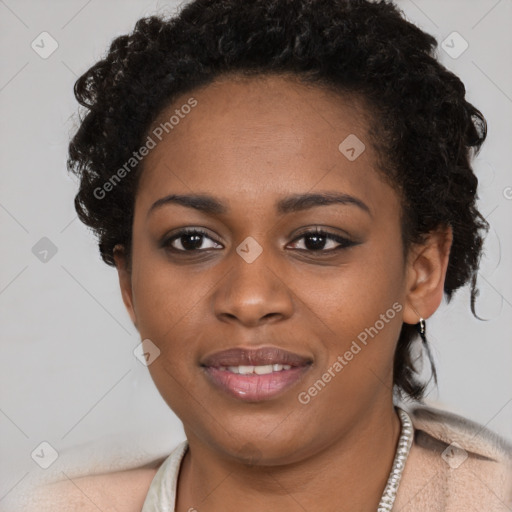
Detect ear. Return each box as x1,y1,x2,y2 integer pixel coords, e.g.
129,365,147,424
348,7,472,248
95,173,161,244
113,244,138,329
402,225,453,325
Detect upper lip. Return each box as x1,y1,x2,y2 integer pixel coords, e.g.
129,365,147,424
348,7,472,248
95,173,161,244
201,346,313,368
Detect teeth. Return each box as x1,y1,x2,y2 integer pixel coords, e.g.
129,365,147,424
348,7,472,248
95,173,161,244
238,365,254,375
254,365,274,375
223,364,292,375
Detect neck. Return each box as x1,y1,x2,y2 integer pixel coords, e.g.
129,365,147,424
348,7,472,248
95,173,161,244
176,401,401,512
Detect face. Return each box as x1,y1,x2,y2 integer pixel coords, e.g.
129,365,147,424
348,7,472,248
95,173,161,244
115,74,447,465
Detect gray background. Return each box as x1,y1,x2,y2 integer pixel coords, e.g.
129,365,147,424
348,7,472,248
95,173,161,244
1,0,511,506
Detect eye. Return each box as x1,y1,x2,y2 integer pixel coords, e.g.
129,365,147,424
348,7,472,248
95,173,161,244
161,227,357,254
288,228,356,252
162,228,223,252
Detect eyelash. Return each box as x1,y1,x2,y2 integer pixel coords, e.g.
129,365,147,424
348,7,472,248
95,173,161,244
161,227,357,254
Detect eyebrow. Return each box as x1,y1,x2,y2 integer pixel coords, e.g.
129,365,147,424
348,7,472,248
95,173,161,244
147,192,371,217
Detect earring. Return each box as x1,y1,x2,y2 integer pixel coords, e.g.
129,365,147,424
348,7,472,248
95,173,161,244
416,317,427,344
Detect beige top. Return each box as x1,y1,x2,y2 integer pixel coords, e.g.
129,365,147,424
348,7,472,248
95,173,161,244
140,405,512,512
13,404,512,512
141,441,188,512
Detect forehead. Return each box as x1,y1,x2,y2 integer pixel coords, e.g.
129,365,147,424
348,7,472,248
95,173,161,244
136,74,392,213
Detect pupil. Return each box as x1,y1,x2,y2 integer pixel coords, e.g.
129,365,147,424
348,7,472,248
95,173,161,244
305,234,325,251
182,234,203,250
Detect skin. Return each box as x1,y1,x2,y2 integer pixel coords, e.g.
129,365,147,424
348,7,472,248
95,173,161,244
112,73,452,512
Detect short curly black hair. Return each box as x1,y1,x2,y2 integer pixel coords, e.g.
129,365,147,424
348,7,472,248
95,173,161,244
68,0,488,401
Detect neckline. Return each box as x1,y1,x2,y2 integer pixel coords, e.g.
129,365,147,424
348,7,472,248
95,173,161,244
141,406,414,512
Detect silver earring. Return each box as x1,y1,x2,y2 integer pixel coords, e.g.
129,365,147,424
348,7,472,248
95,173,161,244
416,317,427,344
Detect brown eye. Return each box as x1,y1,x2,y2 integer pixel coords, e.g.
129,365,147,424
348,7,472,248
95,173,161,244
162,229,223,252
288,229,356,252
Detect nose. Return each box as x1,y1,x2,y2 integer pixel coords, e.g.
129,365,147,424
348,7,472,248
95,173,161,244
212,248,294,327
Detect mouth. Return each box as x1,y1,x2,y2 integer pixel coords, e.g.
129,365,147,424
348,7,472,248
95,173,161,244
201,346,313,402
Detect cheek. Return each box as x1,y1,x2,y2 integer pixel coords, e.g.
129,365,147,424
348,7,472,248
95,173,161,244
132,267,175,332
130,228,188,324
129,245,191,354
130,253,220,376
305,243,406,366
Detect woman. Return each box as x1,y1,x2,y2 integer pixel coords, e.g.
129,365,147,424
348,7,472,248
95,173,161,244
27,0,512,510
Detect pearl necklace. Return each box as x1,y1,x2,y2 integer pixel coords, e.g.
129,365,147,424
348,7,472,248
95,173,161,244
376,407,414,511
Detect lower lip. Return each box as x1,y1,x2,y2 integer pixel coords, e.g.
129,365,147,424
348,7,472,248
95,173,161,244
203,366,310,402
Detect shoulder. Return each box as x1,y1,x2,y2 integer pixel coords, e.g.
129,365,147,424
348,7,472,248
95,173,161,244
401,403,512,510
10,440,189,512
408,403,512,463
20,458,166,512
